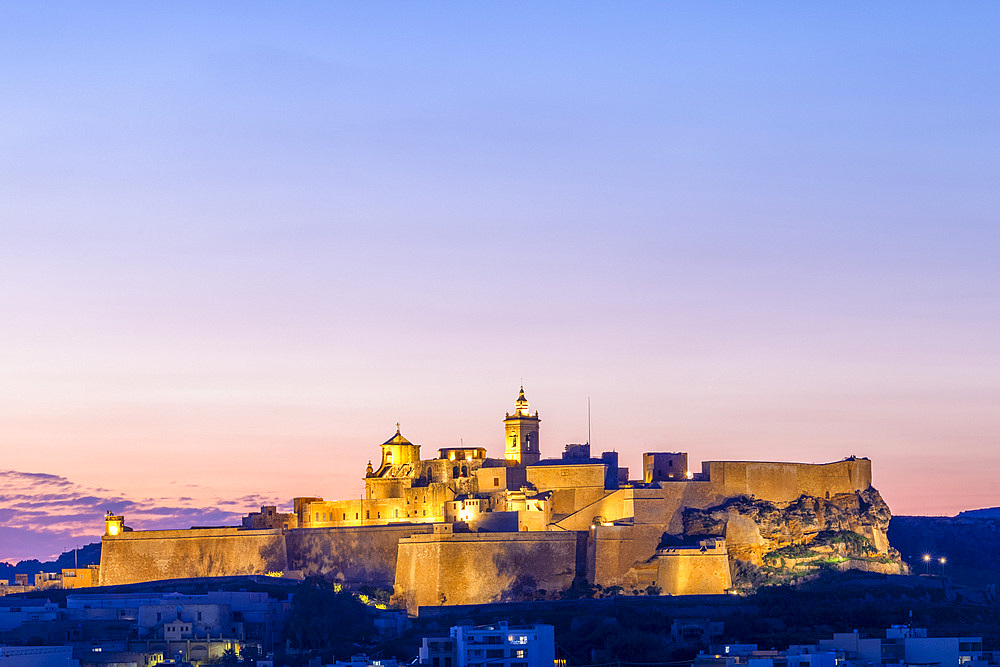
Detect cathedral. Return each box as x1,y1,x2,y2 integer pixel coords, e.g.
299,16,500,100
264,387,627,533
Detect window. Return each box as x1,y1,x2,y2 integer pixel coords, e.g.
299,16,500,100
515,650,525,659
366,511,370,519
486,649,504,658
157,612,162,621
494,478,500,487
342,513,346,520
197,612,202,621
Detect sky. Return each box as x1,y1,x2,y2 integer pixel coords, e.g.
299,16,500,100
1,2,998,562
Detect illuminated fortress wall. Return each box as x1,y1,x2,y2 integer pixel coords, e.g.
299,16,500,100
393,531,582,614
655,540,733,595
99,528,287,586
284,524,435,589
703,458,873,501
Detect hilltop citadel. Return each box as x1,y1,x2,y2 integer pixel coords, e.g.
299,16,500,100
100,388,896,614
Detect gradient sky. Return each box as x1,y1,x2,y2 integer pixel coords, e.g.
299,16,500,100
1,3,998,562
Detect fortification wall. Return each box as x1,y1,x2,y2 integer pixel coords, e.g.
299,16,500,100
704,458,871,502
285,524,434,589
656,546,732,595
99,528,287,586
589,523,665,588
394,531,582,614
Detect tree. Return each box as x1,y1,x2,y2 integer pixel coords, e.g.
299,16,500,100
283,577,373,661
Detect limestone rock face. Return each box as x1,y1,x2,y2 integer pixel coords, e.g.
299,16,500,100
681,486,899,569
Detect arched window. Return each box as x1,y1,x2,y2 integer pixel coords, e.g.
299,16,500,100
452,466,459,478
461,465,469,477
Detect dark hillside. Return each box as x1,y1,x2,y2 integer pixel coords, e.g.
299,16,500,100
888,515,1000,587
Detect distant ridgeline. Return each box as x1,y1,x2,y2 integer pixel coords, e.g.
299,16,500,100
0,543,100,581
889,512,1000,587
99,388,903,613
956,507,1000,519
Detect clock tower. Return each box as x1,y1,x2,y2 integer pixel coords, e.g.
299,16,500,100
504,386,540,465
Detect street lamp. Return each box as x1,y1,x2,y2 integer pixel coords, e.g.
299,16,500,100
923,554,931,574
939,557,946,576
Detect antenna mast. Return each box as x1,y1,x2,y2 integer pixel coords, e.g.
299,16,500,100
588,397,592,446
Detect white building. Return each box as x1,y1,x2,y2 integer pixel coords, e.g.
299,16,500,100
0,602,60,632
420,622,555,667
698,627,988,667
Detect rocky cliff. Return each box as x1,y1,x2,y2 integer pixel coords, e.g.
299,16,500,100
678,486,905,586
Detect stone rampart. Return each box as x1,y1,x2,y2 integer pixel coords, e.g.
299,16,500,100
704,458,871,502
284,524,434,588
99,528,287,586
394,531,583,614
655,543,732,595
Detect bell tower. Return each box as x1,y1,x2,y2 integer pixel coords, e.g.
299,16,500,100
504,386,540,465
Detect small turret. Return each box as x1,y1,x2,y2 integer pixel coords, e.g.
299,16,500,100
104,511,125,537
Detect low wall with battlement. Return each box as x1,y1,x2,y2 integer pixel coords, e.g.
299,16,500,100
703,458,872,502
99,528,287,586
394,531,584,614
284,524,434,588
